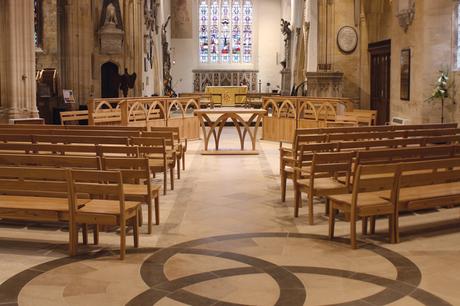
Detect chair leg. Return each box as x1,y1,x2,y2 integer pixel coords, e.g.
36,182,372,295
328,203,336,240
294,189,301,217
69,222,78,256
93,225,99,245
177,157,181,179
281,172,287,202
308,193,314,225
82,224,88,245
120,219,126,260
133,217,139,248
389,214,396,244
325,198,330,215
351,215,357,249
163,170,167,195
182,152,185,170
155,196,160,225
147,200,152,235
362,217,368,235
370,216,376,234
170,167,174,190
394,210,400,244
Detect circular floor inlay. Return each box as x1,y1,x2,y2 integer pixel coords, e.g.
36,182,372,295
0,233,453,306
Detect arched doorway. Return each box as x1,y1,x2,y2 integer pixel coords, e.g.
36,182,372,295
101,62,119,98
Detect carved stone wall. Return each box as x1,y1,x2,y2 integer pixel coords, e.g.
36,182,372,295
193,70,258,93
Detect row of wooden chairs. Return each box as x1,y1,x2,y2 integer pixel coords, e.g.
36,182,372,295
0,154,163,259
328,157,460,248
281,134,460,203
294,144,460,224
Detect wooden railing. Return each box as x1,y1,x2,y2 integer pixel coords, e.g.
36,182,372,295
262,97,356,142
86,97,201,139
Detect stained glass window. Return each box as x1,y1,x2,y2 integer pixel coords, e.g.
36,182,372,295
199,0,253,64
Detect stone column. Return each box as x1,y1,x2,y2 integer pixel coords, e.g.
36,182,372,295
0,0,38,122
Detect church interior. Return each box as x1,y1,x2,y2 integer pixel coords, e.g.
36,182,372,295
0,0,460,305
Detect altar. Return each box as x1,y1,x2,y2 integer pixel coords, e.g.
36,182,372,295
194,108,266,155
204,86,248,107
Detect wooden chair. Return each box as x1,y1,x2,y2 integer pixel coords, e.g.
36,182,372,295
142,131,182,178
294,151,355,225
280,134,327,202
131,137,170,195
68,169,141,260
101,157,161,233
327,163,400,249
146,126,187,170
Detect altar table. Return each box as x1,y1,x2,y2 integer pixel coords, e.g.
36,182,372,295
194,108,267,155
204,86,248,107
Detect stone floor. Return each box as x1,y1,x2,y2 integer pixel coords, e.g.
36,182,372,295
0,128,460,306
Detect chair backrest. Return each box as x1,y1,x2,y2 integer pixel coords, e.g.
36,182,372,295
0,134,33,143
69,169,125,215
297,143,338,166
311,151,355,182
101,157,150,185
292,134,327,150
0,167,70,197
142,131,176,148
147,126,182,140
34,135,130,145
0,154,101,169
351,163,400,210
0,143,97,156
96,145,139,158
337,137,424,151
398,157,460,188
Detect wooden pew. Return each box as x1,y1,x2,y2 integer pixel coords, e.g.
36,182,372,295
131,137,170,195
69,169,141,259
294,151,355,225
102,157,161,233
327,163,400,248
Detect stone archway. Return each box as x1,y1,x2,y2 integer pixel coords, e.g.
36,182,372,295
101,61,120,98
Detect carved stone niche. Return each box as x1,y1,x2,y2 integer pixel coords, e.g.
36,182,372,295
99,0,124,55
305,72,344,97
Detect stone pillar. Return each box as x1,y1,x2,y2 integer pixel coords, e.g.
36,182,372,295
0,0,38,122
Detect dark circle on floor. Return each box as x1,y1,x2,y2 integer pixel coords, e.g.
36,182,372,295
0,233,453,306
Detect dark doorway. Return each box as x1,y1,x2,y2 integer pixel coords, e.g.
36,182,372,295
369,40,391,125
101,62,120,98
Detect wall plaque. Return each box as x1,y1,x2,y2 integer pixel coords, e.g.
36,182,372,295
337,26,358,54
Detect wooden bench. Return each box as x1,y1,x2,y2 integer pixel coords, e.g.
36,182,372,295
294,151,355,225
102,157,161,233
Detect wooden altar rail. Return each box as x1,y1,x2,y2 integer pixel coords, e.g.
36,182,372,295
87,97,201,140
262,97,367,142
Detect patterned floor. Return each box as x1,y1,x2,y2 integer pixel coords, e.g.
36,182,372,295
0,129,460,306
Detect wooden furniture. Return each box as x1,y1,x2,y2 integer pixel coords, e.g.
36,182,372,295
194,108,266,155
294,151,354,225
102,157,161,233
131,137,171,195
204,86,249,107
9,118,45,125
328,163,400,249
69,169,141,260
143,131,182,179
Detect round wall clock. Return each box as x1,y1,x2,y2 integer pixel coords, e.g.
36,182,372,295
337,26,358,54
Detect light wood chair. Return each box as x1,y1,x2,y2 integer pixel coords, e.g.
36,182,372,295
294,151,355,225
328,163,400,249
131,137,171,195
101,157,161,234
69,169,141,260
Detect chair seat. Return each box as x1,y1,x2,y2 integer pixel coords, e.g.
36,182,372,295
123,184,161,196
297,177,346,191
0,195,88,211
79,199,140,215
388,182,460,209
328,191,393,215
148,159,173,168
